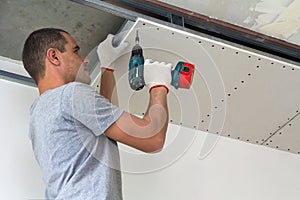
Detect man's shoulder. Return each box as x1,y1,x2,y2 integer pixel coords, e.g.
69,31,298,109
61,82,94,97
31,82,91,107
61,82,100,112
65,82,93,91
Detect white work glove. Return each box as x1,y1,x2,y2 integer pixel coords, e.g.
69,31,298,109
97,34,129,71
144,59,172,93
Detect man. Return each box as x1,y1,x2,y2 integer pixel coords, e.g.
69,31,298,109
22,28,171,199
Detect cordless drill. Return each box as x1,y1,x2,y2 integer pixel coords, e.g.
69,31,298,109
128,31,195,91
128,30,145,91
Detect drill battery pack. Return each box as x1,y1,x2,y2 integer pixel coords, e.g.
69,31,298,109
171,62,195,89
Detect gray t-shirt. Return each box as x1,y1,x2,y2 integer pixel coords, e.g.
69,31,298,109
29,82,124,200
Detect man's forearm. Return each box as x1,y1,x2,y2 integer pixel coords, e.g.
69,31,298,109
100,70,118,105
145,87,169,150
105,86,169,152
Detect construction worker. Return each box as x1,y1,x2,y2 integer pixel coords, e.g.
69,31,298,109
22,28,172,199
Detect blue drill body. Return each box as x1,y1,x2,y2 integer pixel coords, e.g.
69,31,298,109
128,31,145,91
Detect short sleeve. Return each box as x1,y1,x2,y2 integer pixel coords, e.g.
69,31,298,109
61,82,123,136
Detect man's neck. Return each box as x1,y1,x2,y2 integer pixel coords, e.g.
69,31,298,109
38,78,66,95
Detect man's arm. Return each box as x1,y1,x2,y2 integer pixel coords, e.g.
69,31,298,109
100,69,118,106
100,68,169,153
97,35,170,153
97,34,128,105
105,86,168,153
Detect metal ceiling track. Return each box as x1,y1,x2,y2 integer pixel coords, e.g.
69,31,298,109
72,0,300,64
0,70,35,87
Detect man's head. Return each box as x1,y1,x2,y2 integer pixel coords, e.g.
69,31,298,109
22,28,90,88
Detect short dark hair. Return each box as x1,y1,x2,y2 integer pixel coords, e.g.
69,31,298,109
22,28,69,83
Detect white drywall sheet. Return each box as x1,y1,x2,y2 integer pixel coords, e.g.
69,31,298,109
103,18,300,154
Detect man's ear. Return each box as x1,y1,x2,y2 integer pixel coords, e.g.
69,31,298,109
46,48,60,66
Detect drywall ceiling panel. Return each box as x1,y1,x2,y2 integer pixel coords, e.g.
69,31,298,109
203,41,300,145
200,40,300,145
93,18,300,154
264,112,300,154
221,58,300,144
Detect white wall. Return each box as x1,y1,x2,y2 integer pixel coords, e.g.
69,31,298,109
0,79,44,199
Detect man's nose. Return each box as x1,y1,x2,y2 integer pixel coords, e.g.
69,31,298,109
82,56,89,64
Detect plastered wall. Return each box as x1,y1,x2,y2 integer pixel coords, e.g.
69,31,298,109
0,78,44,199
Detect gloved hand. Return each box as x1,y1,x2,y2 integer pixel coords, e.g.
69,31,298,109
97,34,129,71
144,59,172,93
